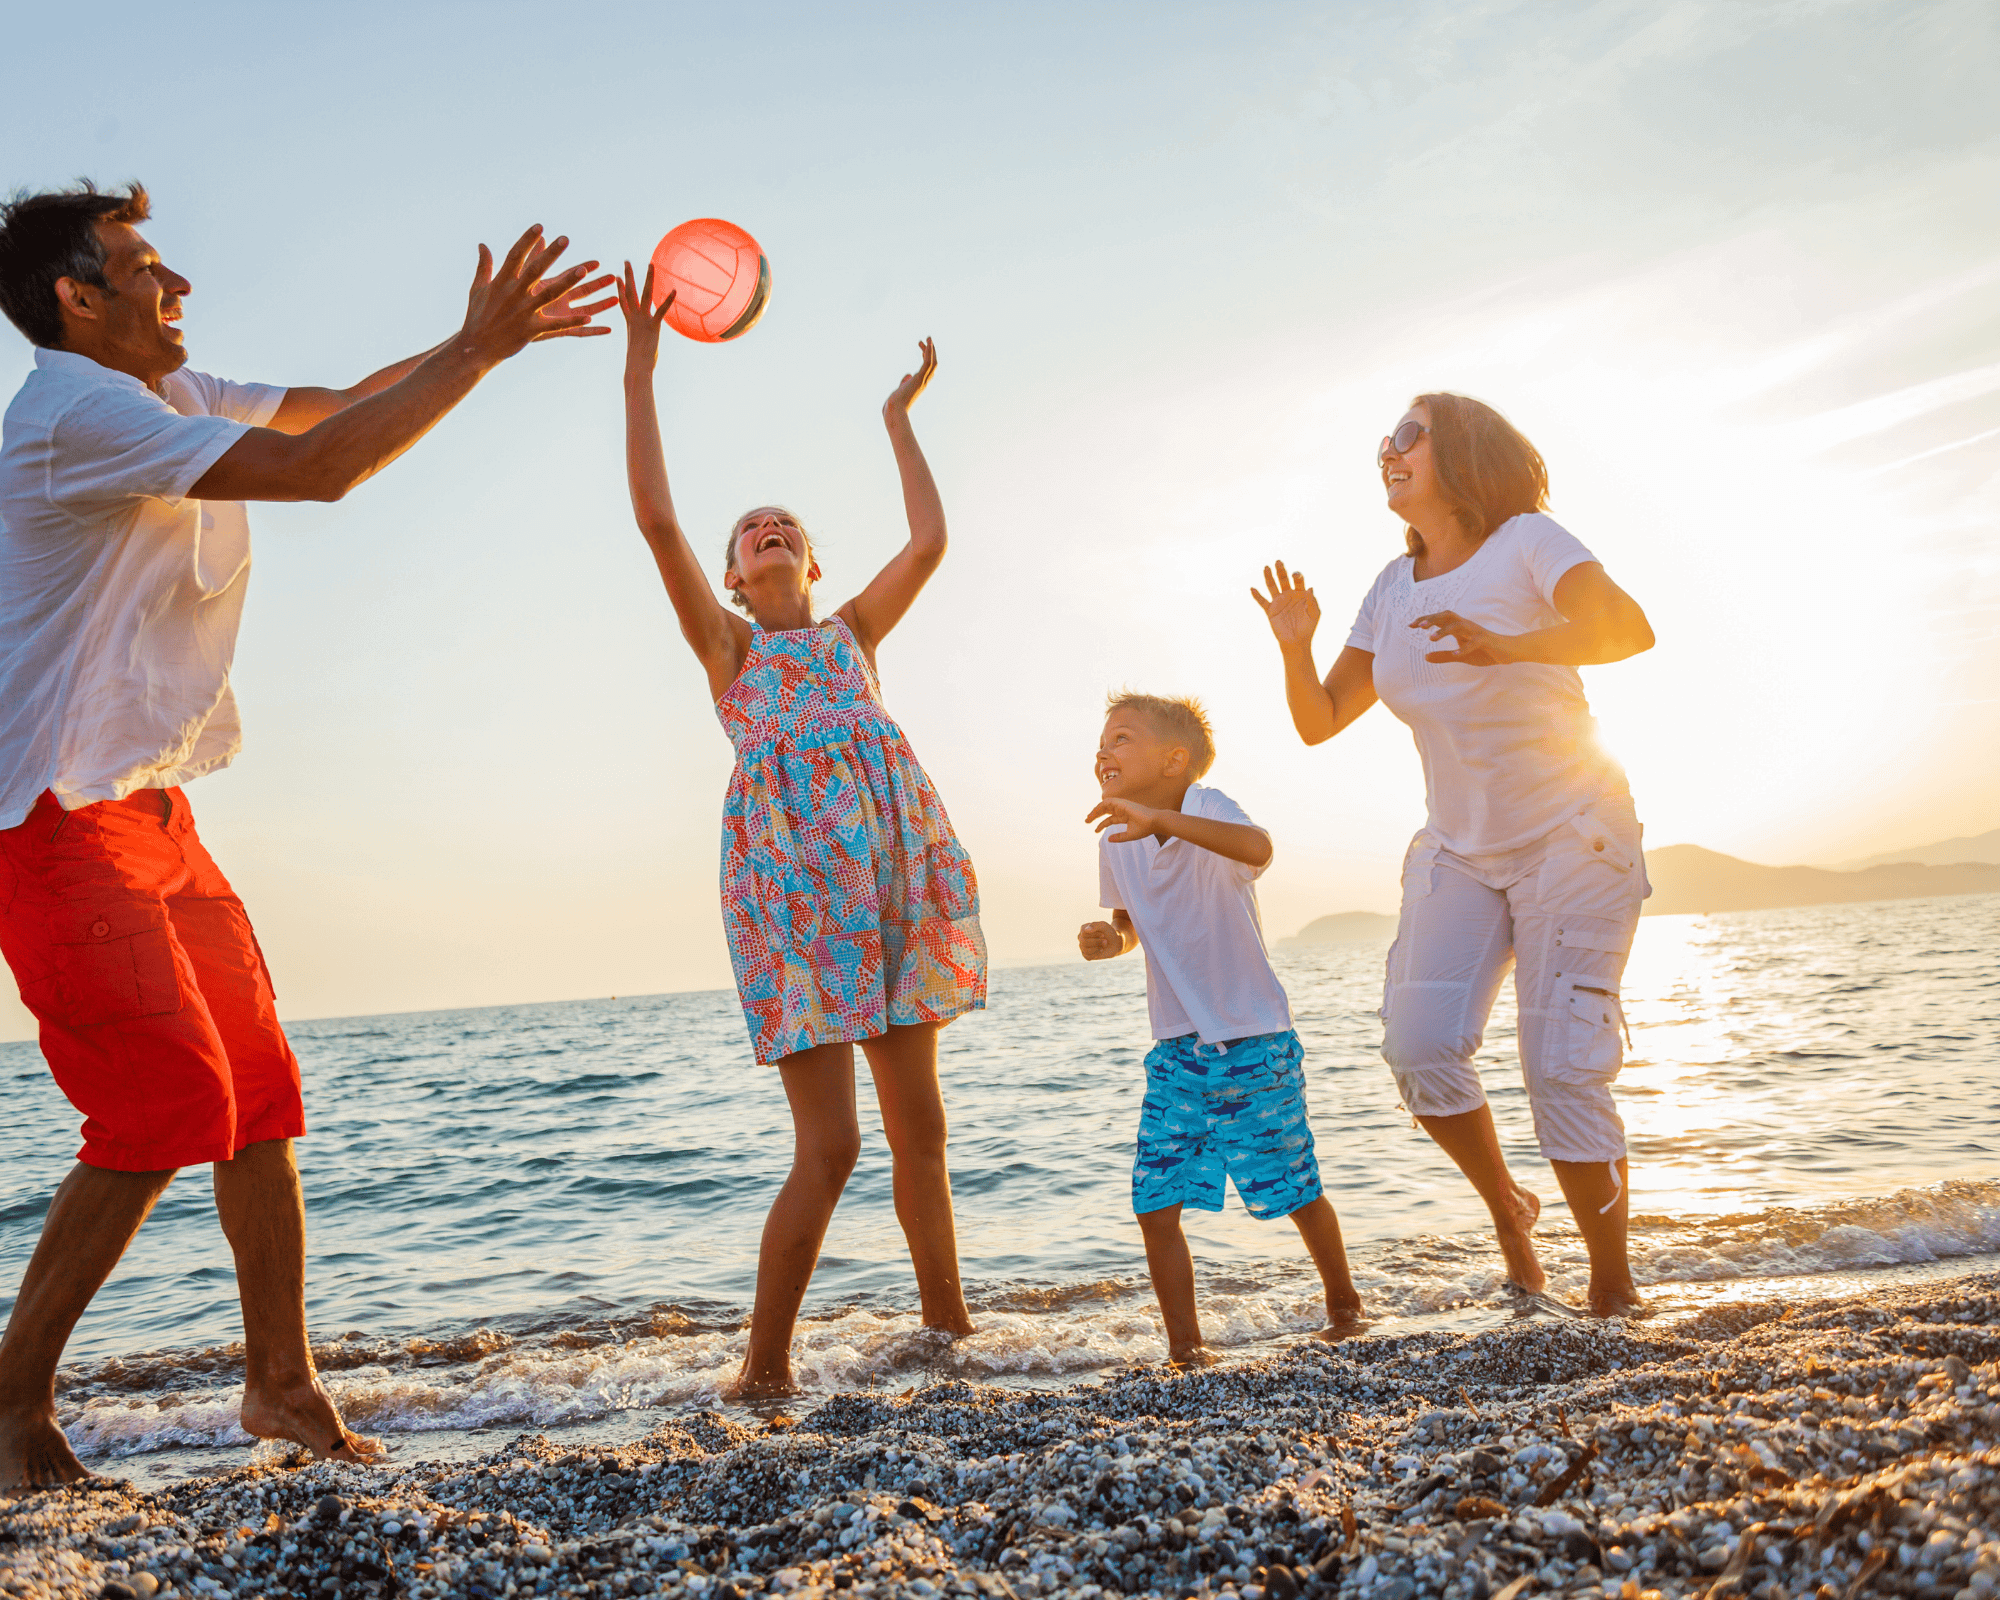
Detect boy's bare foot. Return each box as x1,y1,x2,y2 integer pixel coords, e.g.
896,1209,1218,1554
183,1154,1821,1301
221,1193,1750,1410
0,1404,90,1491
920,1320,976,1341
1313,1302,1370,1342
240,1380,383,1465
1495,1184,1545,1295
1166,1343,1219,1369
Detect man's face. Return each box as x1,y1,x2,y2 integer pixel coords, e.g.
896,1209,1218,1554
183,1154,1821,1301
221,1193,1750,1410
61,220,191,384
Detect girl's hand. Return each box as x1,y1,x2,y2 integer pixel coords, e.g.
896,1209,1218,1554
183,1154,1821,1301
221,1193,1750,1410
1252,562,1321,651
1088,797,1165,844
884,337,938,418
1078,920,1123,961
618,261,675,376
1409,609,1521,667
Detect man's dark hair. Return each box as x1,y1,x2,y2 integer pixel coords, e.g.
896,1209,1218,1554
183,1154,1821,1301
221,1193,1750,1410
0,180,151,349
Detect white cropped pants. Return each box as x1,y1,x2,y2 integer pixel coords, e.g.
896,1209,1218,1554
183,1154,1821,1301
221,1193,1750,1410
1380,791,1647,1168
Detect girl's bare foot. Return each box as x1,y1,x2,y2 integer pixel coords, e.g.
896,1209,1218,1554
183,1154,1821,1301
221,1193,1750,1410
0,1404,90,1491
1166,1343,1219,1369
1495,1184,1545,1294
239,1380,383,1465
724,1368,803,1401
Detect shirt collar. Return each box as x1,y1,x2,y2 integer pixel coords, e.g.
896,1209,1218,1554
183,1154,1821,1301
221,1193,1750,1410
34,346,158,398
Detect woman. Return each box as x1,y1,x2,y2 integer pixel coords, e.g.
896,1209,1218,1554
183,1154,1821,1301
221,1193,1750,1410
1253,393,1655,1316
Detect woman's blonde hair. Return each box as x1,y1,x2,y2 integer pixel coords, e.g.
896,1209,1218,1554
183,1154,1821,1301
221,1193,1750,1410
1403,392,1550,558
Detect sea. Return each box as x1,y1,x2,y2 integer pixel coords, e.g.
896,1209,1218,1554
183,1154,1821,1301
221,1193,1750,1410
3,893,1996,1486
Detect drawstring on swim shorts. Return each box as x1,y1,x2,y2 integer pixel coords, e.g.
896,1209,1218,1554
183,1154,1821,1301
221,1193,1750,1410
1599,1157,1621,1215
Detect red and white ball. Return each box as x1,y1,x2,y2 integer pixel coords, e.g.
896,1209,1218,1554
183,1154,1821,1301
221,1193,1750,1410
649,219,771,343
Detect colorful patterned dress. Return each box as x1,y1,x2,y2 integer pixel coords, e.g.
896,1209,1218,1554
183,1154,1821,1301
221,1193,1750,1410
717,618,987,1063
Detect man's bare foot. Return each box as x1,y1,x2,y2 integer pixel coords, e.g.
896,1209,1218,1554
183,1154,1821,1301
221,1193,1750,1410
0,1404,89,1491
1494,1184,1545,1295
240,1380,383,1465
1166,1343,1218,1369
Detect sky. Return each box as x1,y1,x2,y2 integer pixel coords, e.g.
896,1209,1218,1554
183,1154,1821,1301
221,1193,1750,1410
2,0,1996,1038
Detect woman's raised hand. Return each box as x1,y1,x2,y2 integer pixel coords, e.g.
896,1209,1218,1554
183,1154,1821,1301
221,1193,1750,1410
884,337,939,417
1252,562,1321,651
617,262,675,376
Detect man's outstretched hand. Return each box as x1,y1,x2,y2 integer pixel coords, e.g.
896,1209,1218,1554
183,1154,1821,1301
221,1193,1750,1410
458,226,616,367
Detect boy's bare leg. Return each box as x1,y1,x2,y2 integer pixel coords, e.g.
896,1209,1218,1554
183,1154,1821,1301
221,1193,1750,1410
1287,1195,1366,1329
731,1044,862,1398
1414,1106,1545,1293
1549,1157,1642,1317
0,1162,176,1489
213,1139,381,1462
1135,1204,1212,1365
862,1023,975,1337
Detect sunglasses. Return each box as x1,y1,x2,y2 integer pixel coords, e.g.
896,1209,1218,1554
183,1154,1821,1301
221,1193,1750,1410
1377,420,1429,467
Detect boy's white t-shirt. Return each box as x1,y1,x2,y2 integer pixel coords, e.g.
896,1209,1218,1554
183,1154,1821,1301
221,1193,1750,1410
1098,783,1291,1045
1345,512,1624,857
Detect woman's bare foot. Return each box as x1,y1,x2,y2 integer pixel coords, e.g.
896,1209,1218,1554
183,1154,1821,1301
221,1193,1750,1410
1588,1281,1647,1319
1494,1184,1545,1294
0,1404,90,1491
1166,1343,1219,1369
239,1379,383,1465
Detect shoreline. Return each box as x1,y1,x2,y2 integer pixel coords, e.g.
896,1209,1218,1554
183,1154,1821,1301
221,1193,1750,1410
6,1272,1999,1599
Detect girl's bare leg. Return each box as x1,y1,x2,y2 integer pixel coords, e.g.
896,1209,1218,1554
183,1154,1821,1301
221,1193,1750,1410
1135,1203,1211,1364
1415,1106,1545,1294
861,1022,975,1336
1287,1195,1366,1326
730,1043,860,1398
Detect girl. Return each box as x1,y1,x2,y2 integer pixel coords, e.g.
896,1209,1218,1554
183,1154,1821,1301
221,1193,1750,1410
618,264,986,1396
1253,393,1656,1318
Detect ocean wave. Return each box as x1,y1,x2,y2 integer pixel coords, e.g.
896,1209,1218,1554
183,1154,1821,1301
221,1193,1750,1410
58,1180,2000,1460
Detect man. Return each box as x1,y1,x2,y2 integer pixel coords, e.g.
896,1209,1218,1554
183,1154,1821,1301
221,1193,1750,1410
0,180,613,1489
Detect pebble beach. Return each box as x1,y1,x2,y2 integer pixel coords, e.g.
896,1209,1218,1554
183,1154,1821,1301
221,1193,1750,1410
8,1270,2000,1600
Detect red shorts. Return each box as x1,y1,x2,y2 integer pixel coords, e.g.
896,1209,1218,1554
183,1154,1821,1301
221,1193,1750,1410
0,788,304,1171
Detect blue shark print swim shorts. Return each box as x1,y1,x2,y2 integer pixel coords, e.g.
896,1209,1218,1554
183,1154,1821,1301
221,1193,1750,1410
1132,1028,1323,1220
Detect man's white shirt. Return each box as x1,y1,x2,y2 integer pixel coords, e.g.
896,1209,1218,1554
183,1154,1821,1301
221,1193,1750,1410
0,348,281,829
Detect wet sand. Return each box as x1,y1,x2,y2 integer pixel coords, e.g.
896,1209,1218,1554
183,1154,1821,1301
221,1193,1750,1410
5,1270,1998,1600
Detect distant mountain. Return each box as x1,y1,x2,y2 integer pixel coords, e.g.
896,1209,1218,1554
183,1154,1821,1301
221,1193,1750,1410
1280,911,1398,947
1642,844,2000,916
1834,827,2000,871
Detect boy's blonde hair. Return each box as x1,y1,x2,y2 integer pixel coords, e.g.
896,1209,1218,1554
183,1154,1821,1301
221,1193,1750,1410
1105,691,1216,779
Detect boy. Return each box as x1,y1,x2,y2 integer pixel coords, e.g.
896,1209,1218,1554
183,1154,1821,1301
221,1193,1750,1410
1078,692,1364,1363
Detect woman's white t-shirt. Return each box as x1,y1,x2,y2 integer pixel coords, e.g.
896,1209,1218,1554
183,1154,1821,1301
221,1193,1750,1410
1345,512,1623,856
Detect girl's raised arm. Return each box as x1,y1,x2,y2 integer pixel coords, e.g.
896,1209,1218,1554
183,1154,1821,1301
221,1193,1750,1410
838,339,945,655
621,262,750,700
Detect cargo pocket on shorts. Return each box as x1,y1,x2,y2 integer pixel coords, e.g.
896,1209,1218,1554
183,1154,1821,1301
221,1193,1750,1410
47,898,184,1028
1381,836,1443,1024
1552,982,1626,1087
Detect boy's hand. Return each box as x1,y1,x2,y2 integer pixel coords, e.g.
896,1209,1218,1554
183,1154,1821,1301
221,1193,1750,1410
1078,920,1124,961
1088,796,1166,844
618,261,675,377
